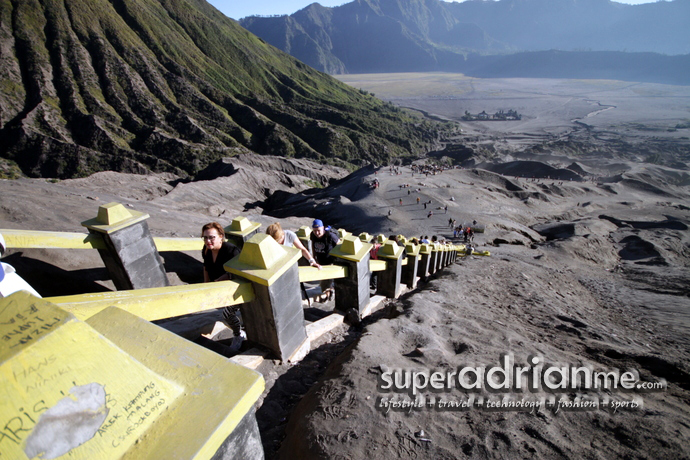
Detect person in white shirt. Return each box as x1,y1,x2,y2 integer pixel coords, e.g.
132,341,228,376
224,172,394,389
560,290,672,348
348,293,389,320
0,233,41,298
266,222,321,269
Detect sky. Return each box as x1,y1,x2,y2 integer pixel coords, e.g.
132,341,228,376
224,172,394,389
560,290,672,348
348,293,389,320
207,0,662,21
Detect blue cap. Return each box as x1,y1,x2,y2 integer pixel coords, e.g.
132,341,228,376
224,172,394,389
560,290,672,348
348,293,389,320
312,219,324,228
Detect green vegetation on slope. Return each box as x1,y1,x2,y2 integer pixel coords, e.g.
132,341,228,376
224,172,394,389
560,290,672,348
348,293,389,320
0,0,449,178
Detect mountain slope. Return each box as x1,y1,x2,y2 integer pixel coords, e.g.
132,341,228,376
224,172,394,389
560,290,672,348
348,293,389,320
241,0,507,74
240,0,690,79
446,0,690,55
0,0,447,178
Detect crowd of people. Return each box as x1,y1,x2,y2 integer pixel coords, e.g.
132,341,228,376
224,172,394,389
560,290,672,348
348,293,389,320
200,217,344,352
411,164,451,177
198,163,485,354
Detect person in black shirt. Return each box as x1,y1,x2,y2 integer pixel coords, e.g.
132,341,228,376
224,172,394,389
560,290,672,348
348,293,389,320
201,222,243,349
309,219,340,301
202,224,240,282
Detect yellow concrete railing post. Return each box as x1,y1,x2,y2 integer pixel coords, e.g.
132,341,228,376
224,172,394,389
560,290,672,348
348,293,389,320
296,226,313,266
337,228,351,240
82,202,170,290
376,240,405,299
224,217,261,249
402,242,421,289
429,243,441,275
418,243,432,279
330,235,373,321
0,291,265,459
225,234,309,362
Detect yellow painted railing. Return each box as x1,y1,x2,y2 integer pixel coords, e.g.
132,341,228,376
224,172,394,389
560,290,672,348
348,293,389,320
45,279,254,321
1,229,200,251
151,237,200,251
370,259,387,272
2,229,478,257
298,265,348,283
2,229,107,249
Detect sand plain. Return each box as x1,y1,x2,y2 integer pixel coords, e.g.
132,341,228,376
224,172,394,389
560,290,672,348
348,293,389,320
336,73,690,157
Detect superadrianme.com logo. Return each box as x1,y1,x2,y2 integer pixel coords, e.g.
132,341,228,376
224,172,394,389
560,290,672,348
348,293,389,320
375,354,666,415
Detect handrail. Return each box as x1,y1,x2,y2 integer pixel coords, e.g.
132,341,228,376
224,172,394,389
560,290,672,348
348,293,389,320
2,229,107,249
370,259,386,272
298,265,348,283
45,279,254,321
2,229,475,256
152,237,201,251
1,229,200,251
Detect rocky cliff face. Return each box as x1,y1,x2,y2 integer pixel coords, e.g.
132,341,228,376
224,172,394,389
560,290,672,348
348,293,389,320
0,0,447,179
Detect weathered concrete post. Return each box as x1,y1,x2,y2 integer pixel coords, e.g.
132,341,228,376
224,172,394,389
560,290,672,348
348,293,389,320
436,243,445,270
225,234,309,362
358,232,372,243
0,291,265,460
376,240,404,299
295,226,313,267
338,229,351,240
331,235,372,319
402,243,420,289
417,243,432,280
225,217,261,249
428,243,439,275
82,202,169,290
441,244,448,267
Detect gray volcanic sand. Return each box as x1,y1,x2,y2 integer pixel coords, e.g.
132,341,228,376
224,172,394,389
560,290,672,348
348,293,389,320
336,73,690,156
2,77,690,458
0,155,346,294
279,164,690,459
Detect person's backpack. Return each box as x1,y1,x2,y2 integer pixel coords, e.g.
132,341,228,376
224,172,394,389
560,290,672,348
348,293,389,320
327,228,340,251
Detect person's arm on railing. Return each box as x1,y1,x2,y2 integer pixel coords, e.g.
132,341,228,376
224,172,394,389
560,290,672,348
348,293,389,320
293,238,321,269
